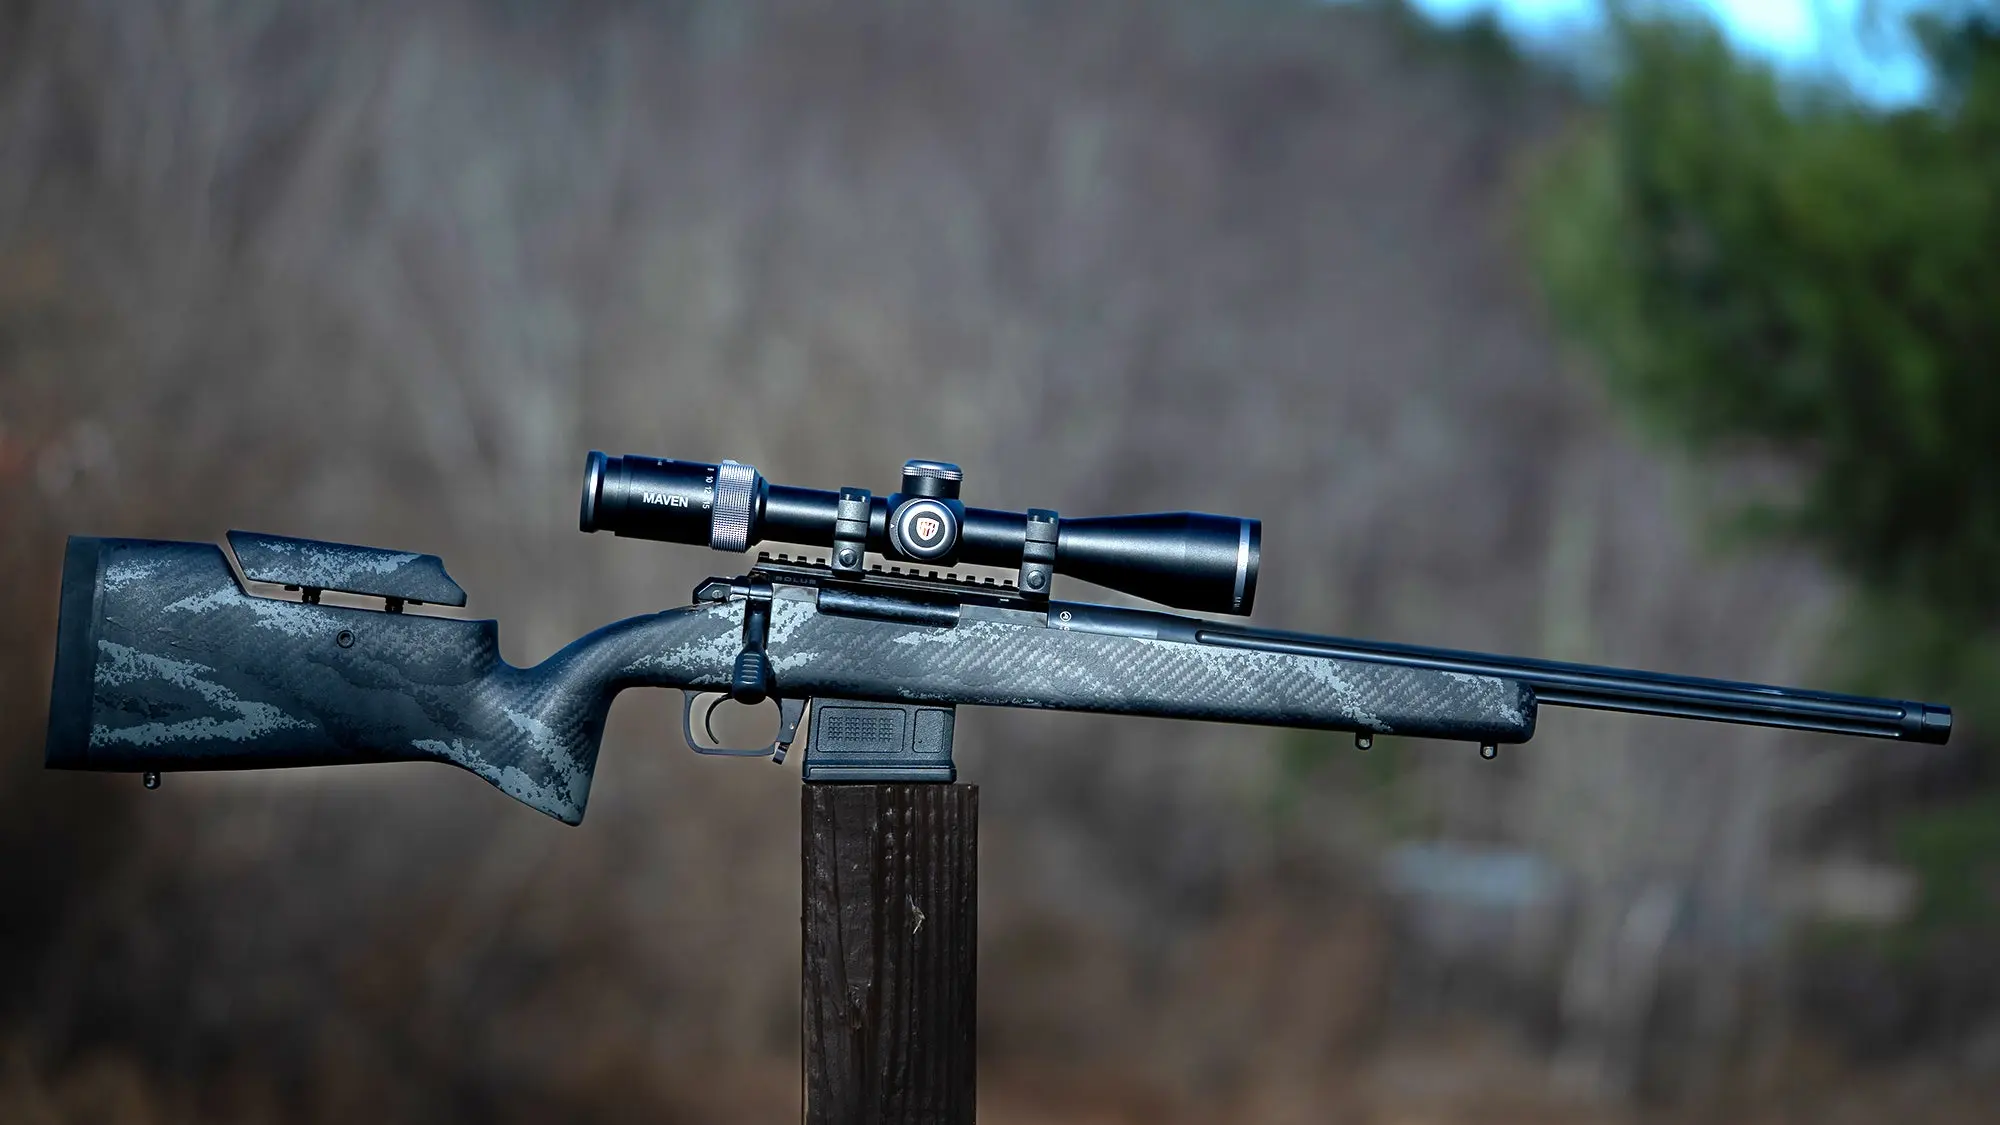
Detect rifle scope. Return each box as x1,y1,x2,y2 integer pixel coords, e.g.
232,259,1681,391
578,451,1261,615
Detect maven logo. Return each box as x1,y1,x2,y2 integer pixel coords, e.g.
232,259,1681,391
641,491,686,507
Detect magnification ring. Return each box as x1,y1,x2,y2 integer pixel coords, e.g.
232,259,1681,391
711,459,758,552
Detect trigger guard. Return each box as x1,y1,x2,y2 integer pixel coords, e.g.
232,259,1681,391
679,690,774,757
700,692,729,744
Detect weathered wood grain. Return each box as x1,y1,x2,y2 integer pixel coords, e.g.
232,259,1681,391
803,783,977,1125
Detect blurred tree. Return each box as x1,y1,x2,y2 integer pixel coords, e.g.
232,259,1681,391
1524,8,2000,941
1526,9,2000,717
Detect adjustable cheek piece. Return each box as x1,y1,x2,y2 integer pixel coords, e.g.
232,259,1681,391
680,579,807,763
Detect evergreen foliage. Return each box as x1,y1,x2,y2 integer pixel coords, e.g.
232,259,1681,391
1525,10,2000,722
1526,9,2000,939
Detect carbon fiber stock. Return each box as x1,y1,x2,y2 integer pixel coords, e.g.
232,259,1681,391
46,537,740,823
44,535,1538,823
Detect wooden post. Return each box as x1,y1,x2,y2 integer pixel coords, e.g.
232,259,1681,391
803,783,977,1125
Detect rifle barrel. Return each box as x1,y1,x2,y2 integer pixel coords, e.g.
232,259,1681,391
1194,626,1952,744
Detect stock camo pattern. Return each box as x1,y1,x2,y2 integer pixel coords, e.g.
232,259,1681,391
48,536,1533,824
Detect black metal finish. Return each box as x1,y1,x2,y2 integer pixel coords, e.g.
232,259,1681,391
886,497,962,564
802,698,957,782
577,452,1261,615
732,587,775,705
1017,509,1058,601
831,488,871,576
898,459,963,500
1058,512,1259,616
579,452,722,543
817,586,962,629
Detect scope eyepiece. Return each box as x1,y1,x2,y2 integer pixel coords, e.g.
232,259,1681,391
580,452,768,550
579,451,1261,614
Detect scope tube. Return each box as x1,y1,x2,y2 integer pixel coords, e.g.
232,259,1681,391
579,451,1262,614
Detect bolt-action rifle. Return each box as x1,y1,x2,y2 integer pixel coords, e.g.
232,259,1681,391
44,453,1952,823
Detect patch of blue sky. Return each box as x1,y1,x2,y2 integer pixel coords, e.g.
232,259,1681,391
1401,0,1943,105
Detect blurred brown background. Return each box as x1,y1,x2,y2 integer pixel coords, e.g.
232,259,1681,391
1,1,1991,1122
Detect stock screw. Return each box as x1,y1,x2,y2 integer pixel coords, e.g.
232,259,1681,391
142,771,161,790
1480,742,1498,760
336,629,356,648
1355,733,1373,751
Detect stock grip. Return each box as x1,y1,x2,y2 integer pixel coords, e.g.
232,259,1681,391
45,536,742,824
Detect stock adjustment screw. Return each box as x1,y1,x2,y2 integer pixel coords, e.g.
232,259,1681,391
336,629,356,648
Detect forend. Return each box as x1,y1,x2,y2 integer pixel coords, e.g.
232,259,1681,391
578,452,1261,615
